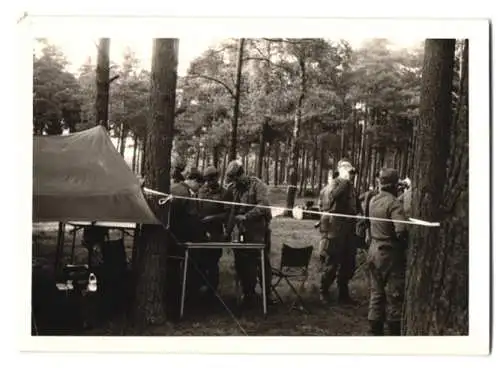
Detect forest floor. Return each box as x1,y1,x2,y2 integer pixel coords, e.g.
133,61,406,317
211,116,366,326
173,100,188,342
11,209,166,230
32,187,371,336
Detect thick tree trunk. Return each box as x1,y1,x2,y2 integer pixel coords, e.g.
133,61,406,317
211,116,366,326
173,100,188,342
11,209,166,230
229,38,245,160
95,38,110,128
133,38,179,327
403,39,464,335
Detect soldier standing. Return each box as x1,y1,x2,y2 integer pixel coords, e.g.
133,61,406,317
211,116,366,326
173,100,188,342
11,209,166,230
366,168,408,336
317,160,358,304
224,160,272,307
197,166,228,297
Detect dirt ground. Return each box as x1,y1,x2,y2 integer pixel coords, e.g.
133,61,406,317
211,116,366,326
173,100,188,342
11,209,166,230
31,188,371,336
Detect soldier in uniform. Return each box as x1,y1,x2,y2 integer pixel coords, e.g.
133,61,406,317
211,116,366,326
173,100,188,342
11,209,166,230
317,160,359,304
197,166,228,296
366,168,408,336
398,177,412,219
169,162,206,301
185,167,205,195
224,160,272,307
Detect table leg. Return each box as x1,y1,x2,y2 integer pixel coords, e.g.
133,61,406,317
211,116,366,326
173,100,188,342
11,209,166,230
70,230,77,264
180,248,189,319
261,248,267,316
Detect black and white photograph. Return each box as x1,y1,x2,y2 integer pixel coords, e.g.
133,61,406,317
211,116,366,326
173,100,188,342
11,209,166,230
18,12,490,357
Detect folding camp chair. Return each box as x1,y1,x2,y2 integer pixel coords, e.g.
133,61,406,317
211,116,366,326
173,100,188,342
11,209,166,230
271,243,314,313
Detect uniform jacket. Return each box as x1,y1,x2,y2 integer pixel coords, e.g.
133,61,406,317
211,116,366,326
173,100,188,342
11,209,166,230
368,190,407,246
225,176,271,238
318,178,358,238
398,189,412,219
198,181,227,235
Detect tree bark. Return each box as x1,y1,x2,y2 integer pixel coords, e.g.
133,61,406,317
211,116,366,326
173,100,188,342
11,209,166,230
95,38,110,128
220,151,228,186
119,123,128,157
273,142,280,186
229,38,245,160
318,140,325,193
133,38,179,327
403,39,465,335
286,59,306,214
132,133,138,172
257,120,269,178
212,145,220,168
311,137,318,193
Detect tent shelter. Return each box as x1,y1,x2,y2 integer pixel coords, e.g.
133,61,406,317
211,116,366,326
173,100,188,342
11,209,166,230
33,125,160,225
33,125,161,271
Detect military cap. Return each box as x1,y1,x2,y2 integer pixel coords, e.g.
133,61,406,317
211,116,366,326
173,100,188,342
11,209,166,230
186,166,203,181
378,168,400,187
225,160,244,179
203,166,218,177
338,159,356,173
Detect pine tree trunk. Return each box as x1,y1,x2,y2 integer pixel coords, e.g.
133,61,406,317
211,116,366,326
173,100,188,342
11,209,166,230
95,38,110,128
311,137,318,194
133,38,179,327
202,146,207,171
132,134,138,172
256,122,267,179
229,38,245,160
273,142,280,186
119,124,128,157
212,145,220,168
403,39,464,335
220,151,228,186
195,143,201,168
286,60,306,214
318,140,325,193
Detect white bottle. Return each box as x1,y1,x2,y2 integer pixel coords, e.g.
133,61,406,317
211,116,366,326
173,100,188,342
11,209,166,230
87,273,97,292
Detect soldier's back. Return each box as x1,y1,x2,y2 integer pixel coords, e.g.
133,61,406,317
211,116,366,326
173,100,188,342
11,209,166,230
369,191,399,242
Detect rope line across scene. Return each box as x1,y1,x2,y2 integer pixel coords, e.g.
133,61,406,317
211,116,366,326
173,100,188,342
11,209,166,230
142,187,440,227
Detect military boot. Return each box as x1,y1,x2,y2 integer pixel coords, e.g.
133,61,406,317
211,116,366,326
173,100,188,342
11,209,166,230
337,283,356,305
387,321,402,336
319,290,331,305
368,320,384,336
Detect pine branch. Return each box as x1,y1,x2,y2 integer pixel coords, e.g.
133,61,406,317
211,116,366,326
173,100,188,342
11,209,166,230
185,74,236,99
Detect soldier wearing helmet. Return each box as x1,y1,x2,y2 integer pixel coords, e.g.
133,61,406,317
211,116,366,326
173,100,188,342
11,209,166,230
366,168,408,336
317,159,359,305
224,160,272,308
195,165,228,297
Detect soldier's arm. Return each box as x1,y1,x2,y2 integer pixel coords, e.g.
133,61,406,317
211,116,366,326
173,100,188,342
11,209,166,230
243,181,271,221
223,186,236,234
390,199,408,242
325,179,350,212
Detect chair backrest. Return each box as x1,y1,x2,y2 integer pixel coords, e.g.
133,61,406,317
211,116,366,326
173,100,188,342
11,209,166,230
280,243,314,270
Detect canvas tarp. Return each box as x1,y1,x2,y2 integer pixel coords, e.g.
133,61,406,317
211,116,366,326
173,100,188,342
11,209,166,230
33,126,160,225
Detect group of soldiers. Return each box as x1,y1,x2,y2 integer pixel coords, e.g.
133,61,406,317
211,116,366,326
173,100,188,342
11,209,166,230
165,155,412,336
317,158,412,336
167,158,272,308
